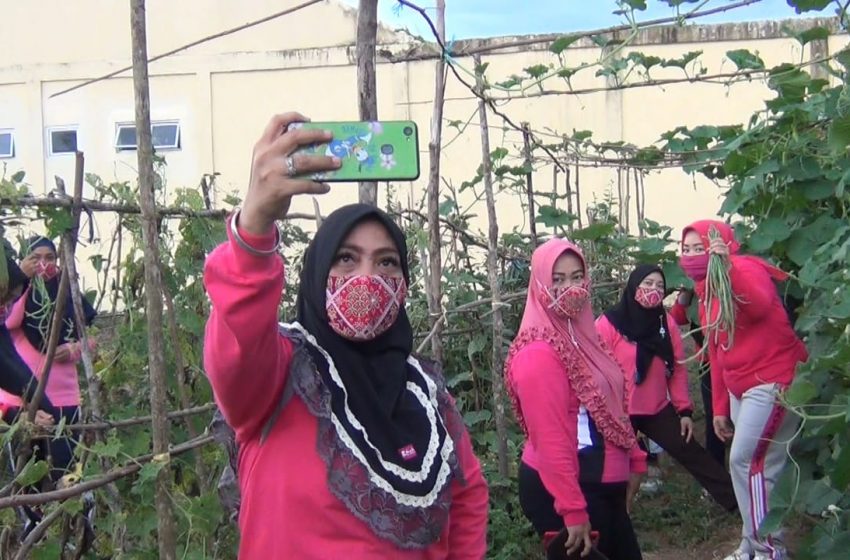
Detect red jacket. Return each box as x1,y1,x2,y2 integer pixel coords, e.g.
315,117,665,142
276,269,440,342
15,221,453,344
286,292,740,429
700,257,807,417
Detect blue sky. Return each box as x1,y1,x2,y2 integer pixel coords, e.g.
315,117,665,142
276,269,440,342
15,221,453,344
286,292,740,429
342,1,829,40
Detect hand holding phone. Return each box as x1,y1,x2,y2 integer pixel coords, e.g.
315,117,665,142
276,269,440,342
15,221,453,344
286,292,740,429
241,113,340,235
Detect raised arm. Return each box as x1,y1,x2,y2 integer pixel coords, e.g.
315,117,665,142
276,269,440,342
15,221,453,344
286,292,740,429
203,112,341,442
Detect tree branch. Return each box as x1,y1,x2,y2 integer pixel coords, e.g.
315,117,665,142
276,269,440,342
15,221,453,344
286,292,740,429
0,435,215,510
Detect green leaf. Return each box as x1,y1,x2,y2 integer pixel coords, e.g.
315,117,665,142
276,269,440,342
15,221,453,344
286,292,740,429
550,35,580,54
15,459,49,486
748,217,792,251
785,379,817,405
466,335,487,362
91,433,123,459
524,64,550,79
571,222,616,241
786,25,831,46
726,49,765,71
438,198,457,217
661,50,703,69
463,409,492,427
536,205,574,228
788,0,833,13
831,442,850,490
803,479,843,515
11,170,25,183
828,114,850,153
621,0,647,9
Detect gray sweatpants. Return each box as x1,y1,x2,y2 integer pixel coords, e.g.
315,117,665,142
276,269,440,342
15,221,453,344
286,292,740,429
729,383,799,559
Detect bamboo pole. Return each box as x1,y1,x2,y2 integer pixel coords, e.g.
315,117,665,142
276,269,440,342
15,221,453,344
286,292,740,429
130,1,176,556
356,0,379,206
474,54,509,478
424,0,447,362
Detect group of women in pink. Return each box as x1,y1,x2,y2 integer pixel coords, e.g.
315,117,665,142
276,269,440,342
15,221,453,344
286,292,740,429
202,113,806,560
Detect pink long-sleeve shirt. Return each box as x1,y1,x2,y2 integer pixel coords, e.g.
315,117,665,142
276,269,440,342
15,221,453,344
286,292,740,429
510,341,646,528
0,287,84,408
700,258,807,417
203,225,489,560
595,313,693,417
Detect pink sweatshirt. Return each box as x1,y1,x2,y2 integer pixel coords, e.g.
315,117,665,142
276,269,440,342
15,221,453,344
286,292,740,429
700,258,807,417
203,225,489,560
595,313,693,417
0,288,83,408
510,341,646,527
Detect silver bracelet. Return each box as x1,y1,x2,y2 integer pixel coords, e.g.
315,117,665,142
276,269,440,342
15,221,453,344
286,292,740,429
229,208,281,257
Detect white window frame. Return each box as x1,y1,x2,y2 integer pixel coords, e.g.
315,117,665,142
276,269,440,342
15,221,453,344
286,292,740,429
0,129,14,158
48,126,79,156
114,120,181,151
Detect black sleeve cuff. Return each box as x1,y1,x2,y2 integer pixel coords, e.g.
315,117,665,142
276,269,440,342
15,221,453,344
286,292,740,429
678,409,693,418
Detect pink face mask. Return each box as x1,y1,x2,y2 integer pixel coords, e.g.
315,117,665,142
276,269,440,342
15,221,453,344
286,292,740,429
36,261,59,281
680,254,709,281
635,286,664,309
538,281,591,319
326,274,407,340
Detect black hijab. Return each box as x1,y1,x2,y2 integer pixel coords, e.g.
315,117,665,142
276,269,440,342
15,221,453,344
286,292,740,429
296,204,448,495
604,264,674,385
22,236,96,351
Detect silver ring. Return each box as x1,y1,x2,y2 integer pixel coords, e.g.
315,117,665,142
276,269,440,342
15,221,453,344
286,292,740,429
285,156,297,177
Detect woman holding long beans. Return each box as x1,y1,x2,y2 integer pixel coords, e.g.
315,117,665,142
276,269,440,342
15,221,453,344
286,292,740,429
680,220,806,560
203,112,488,559
506,238,645,560
596,264,737,512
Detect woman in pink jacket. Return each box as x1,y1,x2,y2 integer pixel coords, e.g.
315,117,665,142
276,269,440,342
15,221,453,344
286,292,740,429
681,220,806,560
595,264,736,511
203,113,488,559
506,238,645,560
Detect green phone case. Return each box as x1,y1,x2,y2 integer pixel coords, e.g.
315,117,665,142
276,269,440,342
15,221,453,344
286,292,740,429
287,121,420,182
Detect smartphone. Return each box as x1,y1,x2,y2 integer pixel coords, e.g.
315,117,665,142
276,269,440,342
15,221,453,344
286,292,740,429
286,120,420,182
543,530,608,560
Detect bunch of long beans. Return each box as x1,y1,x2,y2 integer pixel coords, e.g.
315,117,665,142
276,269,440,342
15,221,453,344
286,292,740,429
679,226,738,364
704,226,737,351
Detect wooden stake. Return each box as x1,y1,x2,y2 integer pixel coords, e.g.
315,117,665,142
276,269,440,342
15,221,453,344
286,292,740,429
474,54,509,478
356,0,379,206
522,124,538,244
130,1,176,556
424,0,447,362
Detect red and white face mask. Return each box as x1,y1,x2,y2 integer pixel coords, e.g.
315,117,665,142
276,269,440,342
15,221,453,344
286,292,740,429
538,281,591,319
635,286,664,309
36,261,59,281
326,274,407,340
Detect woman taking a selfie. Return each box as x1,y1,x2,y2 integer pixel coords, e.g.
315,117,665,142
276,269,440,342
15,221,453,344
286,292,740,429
203,113,488,559
506,238,644,560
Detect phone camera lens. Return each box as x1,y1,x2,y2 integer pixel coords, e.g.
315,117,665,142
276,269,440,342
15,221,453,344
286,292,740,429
403,126,413,136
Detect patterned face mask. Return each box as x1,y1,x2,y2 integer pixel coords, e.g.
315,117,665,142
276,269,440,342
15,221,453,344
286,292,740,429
36,261,59,281
538,281,591,319
635,286,664,309
326,274,407,340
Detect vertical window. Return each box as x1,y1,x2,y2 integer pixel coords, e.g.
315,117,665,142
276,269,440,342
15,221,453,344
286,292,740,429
0,130,13,158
